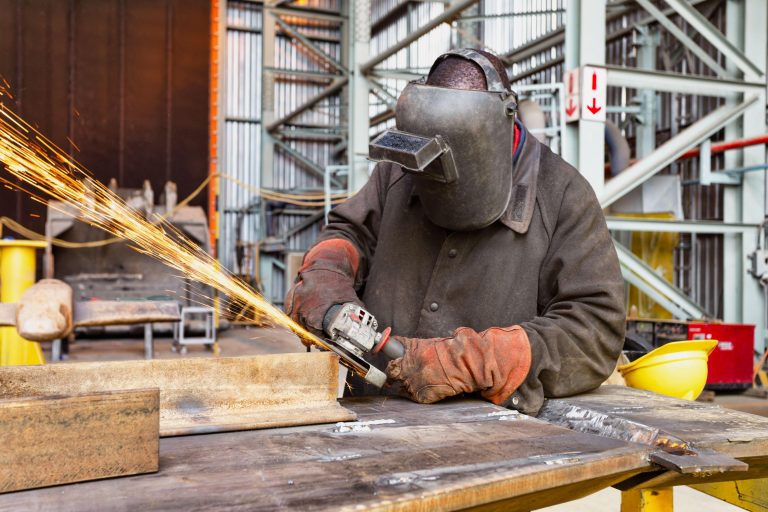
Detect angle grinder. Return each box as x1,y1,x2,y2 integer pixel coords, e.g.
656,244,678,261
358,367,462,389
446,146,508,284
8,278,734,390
320,303,404,388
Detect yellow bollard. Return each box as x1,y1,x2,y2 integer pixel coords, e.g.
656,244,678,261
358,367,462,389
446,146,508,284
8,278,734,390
0,240,48,366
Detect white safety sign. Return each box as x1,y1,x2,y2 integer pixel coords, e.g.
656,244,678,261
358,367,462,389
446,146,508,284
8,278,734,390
580,65,606,122
564,68,580,123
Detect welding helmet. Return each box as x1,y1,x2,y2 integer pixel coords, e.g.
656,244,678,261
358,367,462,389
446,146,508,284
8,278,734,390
369,49,518,231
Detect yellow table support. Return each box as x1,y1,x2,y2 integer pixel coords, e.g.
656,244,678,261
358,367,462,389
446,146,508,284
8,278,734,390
620,479,768,511
692,478,768,511
0,240,48,366
621,488,673,512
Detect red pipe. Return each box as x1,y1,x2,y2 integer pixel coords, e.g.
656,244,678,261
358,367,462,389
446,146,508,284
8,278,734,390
606,134,768,173
678,134,768,160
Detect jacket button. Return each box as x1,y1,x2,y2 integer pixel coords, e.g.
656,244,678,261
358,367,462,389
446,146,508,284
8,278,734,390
448,249,457,258
429,302,439,312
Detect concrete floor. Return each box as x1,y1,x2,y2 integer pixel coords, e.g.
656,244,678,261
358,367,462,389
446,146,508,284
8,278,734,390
41,326,766,511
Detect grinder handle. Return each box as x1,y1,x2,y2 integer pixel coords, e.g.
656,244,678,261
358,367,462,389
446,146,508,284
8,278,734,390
382,337,405,359
373,327,405,360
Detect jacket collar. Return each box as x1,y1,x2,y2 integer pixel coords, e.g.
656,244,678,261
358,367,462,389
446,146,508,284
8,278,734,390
499,122,540,234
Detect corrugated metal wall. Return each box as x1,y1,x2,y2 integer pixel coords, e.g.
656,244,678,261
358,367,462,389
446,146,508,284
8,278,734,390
222,1,262,276
0,0,211,234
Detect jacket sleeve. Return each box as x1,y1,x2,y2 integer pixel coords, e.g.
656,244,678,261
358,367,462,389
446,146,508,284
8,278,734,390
315,162,397,288
514,174,626,415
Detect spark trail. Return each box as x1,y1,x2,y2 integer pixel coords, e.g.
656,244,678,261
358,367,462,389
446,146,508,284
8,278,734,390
0,100,365,375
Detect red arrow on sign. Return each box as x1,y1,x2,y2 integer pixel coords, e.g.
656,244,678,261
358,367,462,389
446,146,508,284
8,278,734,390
587,97,601,115
566,98,577,117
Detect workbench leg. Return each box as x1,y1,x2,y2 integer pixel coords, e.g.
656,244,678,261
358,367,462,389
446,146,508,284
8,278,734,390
621,488,673,512
51,339,61,362
144,323,153,360
690,478,768,511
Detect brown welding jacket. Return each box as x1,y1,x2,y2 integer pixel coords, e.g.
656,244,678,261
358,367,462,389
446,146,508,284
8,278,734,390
317,126,626,414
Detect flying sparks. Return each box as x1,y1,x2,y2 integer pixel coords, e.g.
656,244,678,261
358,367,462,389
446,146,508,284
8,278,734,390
0,100,365,374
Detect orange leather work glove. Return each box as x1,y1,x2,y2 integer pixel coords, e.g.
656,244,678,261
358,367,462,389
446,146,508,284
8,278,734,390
386,326,532,405
284,239,363,339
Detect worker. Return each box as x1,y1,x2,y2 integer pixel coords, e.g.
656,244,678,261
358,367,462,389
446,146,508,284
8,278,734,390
285,48,625,415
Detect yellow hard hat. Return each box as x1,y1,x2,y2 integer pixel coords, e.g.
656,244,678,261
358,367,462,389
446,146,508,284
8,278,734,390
618,340,718,400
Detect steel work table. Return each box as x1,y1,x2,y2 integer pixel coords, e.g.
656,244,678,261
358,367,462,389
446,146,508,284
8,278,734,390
2,387,768,511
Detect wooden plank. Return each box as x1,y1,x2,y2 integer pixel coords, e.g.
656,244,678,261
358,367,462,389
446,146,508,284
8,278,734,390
0,397,652,511
0,353,355,436
0,389,159,493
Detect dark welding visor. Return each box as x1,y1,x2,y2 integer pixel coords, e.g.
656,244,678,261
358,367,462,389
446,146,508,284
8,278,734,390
368,129,458,184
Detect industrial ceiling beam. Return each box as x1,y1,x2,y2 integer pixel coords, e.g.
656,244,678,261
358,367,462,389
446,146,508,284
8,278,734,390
271,137,344,188
282,210,326,240
371,0,412,36
265,77,348,133
368,78,398,107
661,0,763,78
501,0,711,66
605,66,765,97
600,95,759,208
506,1,717,83
369,69,424,82
510,57,564,83
634,0,730,78
270,6,347,23
272,15,348,73
360,0,480,74
263,67,341,83
606,217,760,235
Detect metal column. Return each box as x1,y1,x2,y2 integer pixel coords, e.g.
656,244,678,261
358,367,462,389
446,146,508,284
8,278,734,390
349,0,371,193
635,26,659,159
260,5,276,192
723,0,767,353
563,0,606,195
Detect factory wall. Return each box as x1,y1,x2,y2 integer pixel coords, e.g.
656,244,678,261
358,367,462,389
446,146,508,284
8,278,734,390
0,0,211,235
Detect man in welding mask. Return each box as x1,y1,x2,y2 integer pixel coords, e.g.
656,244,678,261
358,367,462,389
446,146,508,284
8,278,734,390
285,48,625,415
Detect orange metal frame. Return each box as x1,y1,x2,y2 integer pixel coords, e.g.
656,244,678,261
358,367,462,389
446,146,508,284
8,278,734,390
208,0,220,257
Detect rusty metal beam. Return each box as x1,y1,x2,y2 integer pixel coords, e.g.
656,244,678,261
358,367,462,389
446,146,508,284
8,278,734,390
0,353,355,436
